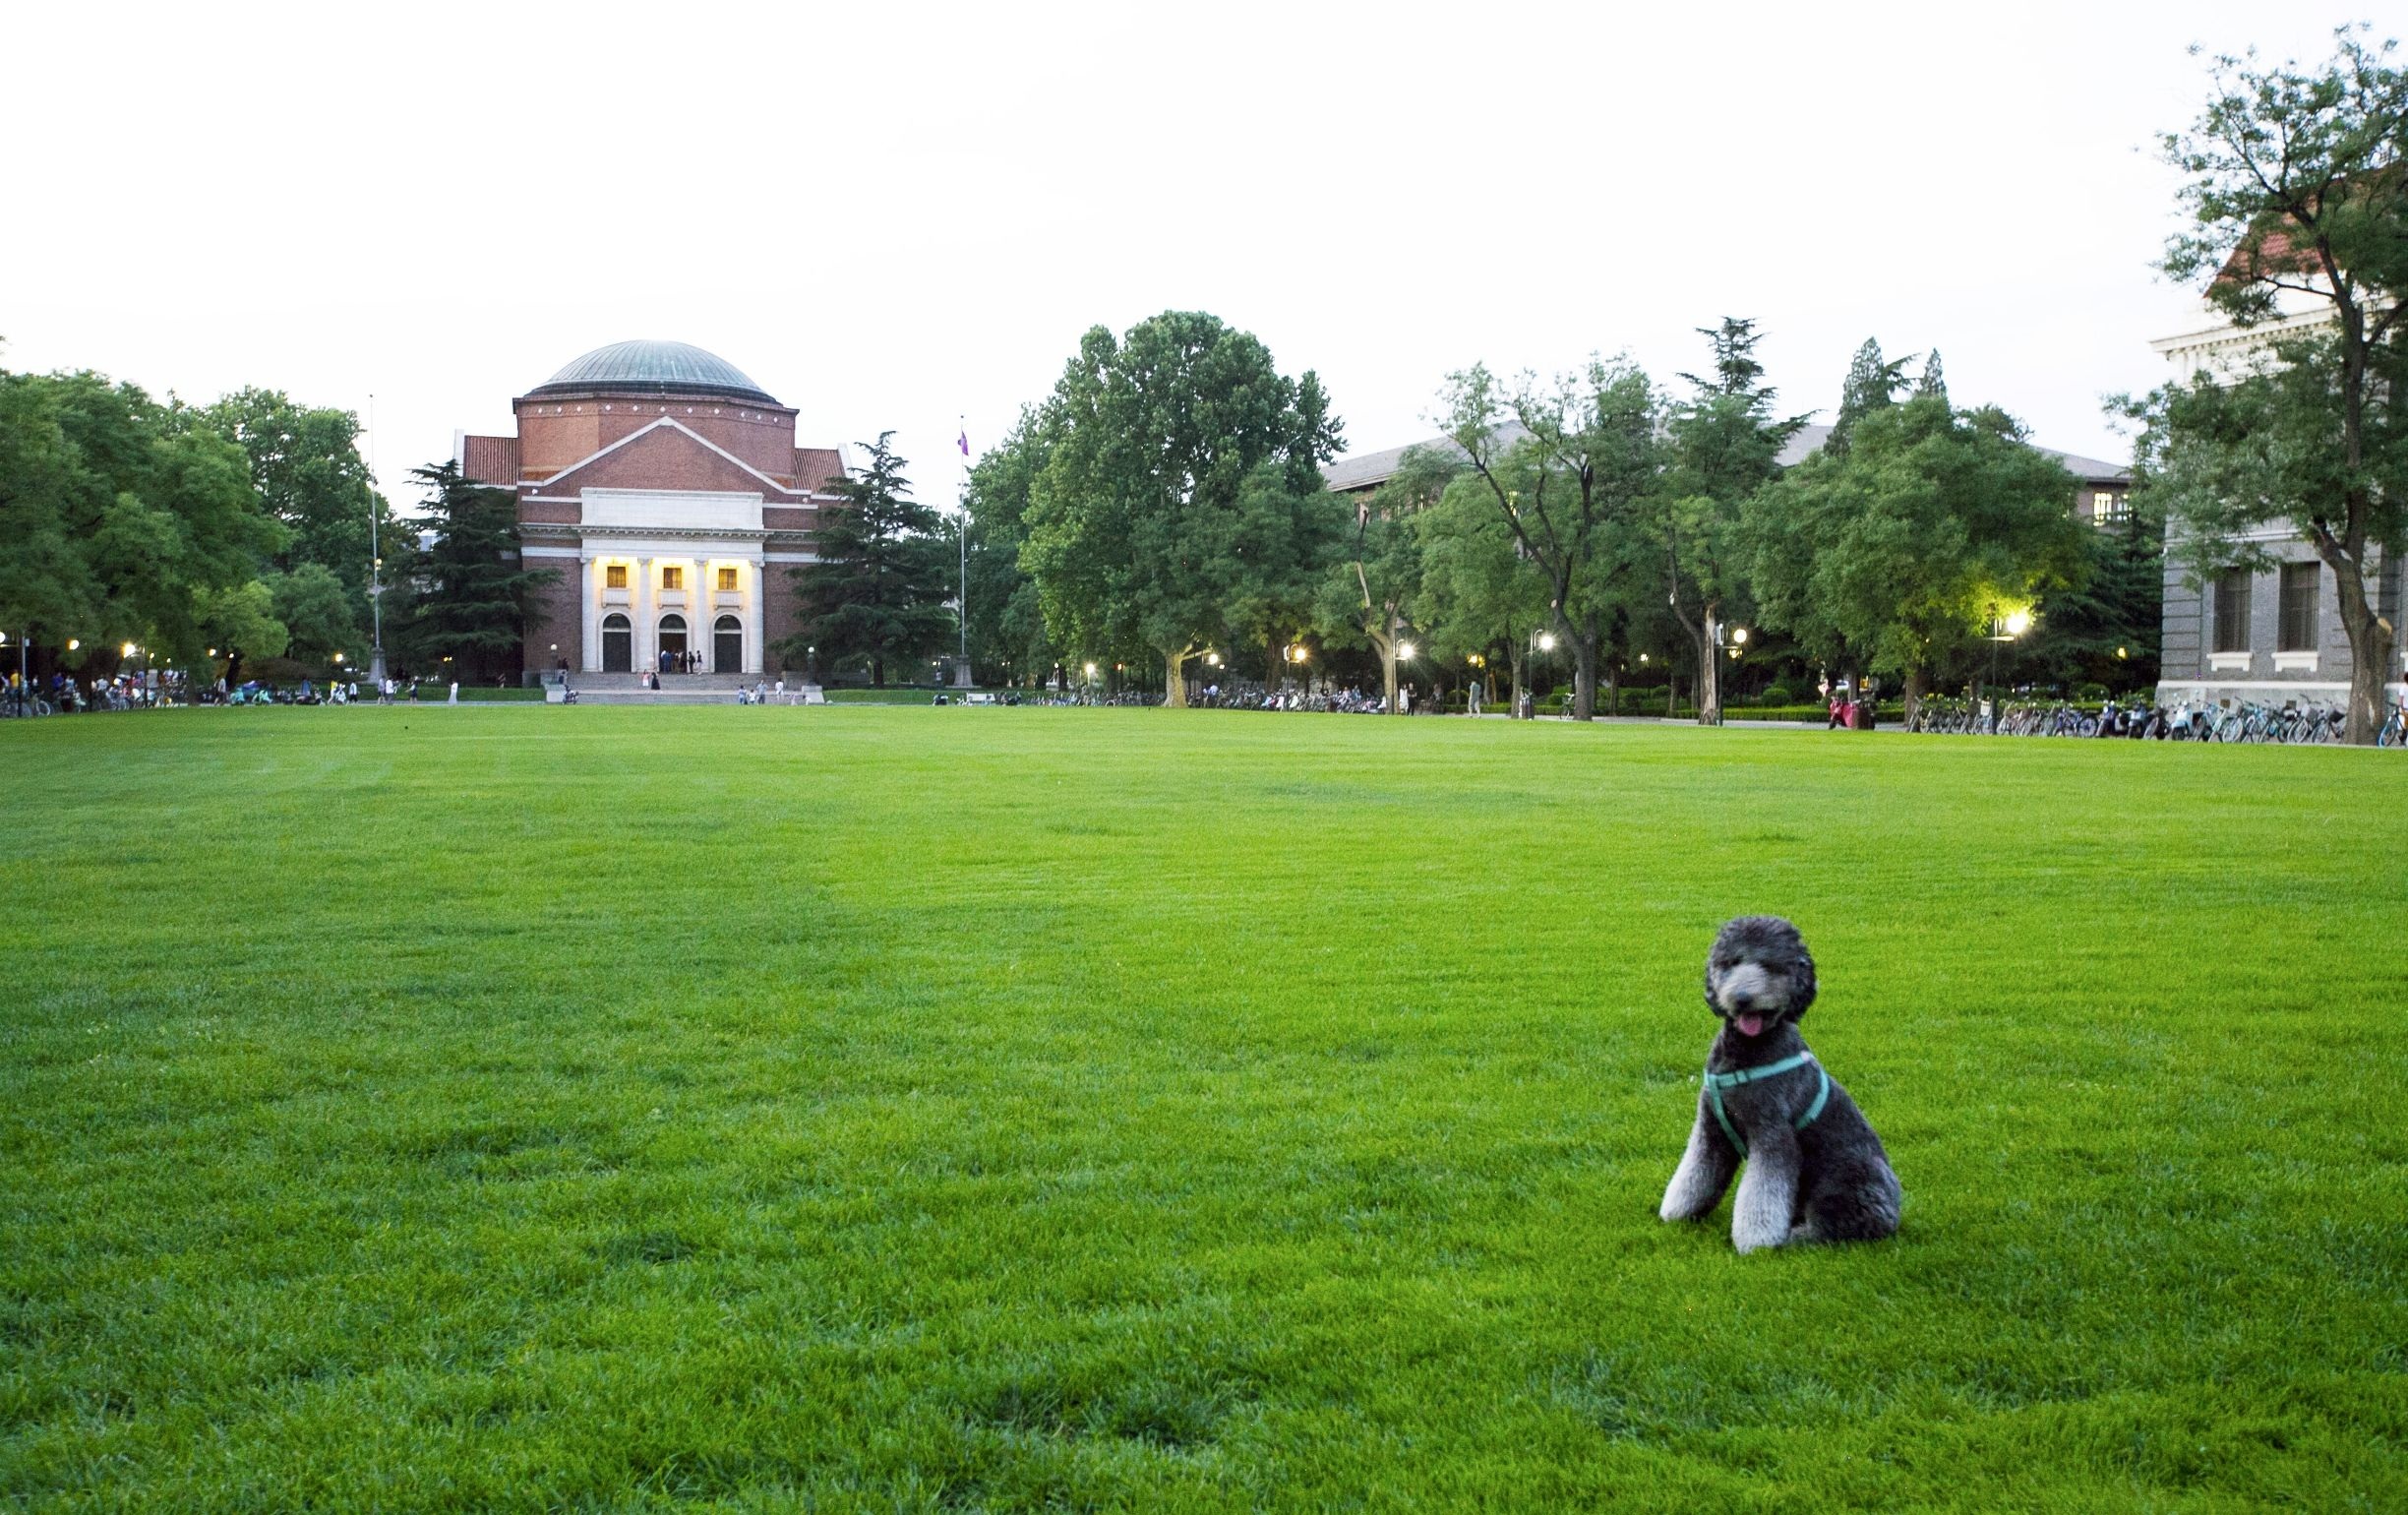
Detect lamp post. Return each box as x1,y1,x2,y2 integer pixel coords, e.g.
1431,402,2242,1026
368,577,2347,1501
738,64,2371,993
1984,607,2030,731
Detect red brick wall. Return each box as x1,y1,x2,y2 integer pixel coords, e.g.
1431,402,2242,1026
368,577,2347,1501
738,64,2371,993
522,559,582,677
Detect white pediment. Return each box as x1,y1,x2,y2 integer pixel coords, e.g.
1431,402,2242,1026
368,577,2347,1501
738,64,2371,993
580,488,764,532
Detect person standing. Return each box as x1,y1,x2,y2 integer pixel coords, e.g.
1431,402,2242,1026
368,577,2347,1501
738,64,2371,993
447,680,458,705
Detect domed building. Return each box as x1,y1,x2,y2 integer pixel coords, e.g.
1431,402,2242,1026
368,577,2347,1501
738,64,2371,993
455,339,846,679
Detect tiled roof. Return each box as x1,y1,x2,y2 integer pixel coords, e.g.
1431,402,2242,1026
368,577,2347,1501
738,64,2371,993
793,449,846,494
1321,423,1532,493
459,434,518,486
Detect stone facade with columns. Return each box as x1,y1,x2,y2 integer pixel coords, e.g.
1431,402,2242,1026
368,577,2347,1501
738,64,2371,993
455,339,843,679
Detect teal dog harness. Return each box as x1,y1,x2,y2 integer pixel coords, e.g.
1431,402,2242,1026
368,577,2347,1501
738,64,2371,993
1704,1051,1830,1157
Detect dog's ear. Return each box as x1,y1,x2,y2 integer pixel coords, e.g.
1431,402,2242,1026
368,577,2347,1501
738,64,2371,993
1790,936,1818,1019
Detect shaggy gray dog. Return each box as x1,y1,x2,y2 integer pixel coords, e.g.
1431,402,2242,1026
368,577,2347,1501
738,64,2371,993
1658,916,1900,1252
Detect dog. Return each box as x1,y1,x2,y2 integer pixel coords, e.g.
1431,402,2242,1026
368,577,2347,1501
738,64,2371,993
1658,916,1900,1252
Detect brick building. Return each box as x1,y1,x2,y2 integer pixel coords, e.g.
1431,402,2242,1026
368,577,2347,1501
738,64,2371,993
455,340,845,679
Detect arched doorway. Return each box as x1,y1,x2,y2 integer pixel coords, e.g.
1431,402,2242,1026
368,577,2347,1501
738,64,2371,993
602,613,632,673
658,613,688,671
714,614,744,674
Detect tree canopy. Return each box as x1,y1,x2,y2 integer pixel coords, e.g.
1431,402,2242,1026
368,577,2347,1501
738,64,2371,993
1019,311,1342,705
780,433,955,686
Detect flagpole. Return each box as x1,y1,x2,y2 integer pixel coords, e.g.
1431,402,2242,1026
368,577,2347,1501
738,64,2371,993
955,415,973,690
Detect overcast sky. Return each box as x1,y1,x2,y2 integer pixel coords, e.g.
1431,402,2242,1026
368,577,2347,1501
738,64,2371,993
2,3,2382,513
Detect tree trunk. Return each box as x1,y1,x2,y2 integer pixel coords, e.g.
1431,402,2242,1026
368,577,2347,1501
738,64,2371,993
872,655,884,687
1571,629,1598,720
1265,631,1281,691
2328,555,2395,744
1509,645,1527,719
1606,664,1619,719
1163,647,1189,708
1903,665,1929,727
1379,636,1399,713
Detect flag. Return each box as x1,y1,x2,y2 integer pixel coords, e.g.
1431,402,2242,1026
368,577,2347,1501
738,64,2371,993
958,424,970,457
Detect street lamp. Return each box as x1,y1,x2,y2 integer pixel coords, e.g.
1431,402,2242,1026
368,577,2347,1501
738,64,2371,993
1397,641,1416,660
1536,632,1557,652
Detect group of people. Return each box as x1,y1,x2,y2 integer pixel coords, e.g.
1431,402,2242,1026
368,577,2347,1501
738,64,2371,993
1819,674,1882,731
6,668,195,713
657,647,707,676
734,680,787,704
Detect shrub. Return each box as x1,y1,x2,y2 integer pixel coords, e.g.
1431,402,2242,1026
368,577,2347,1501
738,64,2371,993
1759,682,1795,706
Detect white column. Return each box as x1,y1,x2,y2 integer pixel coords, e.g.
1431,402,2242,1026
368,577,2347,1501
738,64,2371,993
692,557,706,672
636,556,655,674
750,557,766,674
579,556,599,673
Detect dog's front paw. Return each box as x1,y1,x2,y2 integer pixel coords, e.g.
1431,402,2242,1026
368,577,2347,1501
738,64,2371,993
1730,1216,1790,1253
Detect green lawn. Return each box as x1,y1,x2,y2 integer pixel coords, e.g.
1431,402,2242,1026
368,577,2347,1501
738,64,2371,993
3,708,2402,1512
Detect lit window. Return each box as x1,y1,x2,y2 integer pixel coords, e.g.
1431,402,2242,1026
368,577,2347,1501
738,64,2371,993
717,566,738,591
2093,492,2129,523
662,567,684,590
2277,562,2319,652
605,564,628,589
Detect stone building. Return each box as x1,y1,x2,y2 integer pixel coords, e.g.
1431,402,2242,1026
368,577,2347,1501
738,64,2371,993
454,339,844,678
2149,310,2404,707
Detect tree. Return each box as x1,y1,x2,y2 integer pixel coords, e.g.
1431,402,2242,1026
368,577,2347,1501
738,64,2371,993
2125,27,2408,743
961,410,1057,686
400,459,552,684
1436,358,1662,719
1744,393,2088,715
779,433,953,686
1662,319,1809,724
1020,311,1343,706
1825,338,1912,456
264,564,358,662
1314,449,1448,710
183,389,391,634
2019,504,2166,694
2,368,284,667
1415,461,1553,712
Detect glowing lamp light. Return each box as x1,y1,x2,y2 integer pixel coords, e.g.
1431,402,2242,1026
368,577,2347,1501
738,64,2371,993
1731,627,1748,644
122,641,138,658
66,638,80,651
333,651,345,664
1398,641,1416,660
1084,662,1099,679
2004,610,2032,637
1537,633,1557,652
1639,652,1650,664
2116,646,2130,660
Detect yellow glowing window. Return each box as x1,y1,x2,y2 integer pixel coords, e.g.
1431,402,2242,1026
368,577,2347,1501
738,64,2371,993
662,567,684,590
717,567,738,591
605,564,627,589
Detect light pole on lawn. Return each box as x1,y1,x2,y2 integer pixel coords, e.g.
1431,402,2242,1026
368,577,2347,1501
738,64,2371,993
1984,606,2030,732
366,394,388,690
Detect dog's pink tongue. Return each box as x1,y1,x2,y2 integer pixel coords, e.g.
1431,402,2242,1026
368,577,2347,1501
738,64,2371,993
1736,1014,1765,1037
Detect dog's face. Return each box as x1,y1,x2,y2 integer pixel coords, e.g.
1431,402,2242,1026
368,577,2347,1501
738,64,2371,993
1704,916,1817,1038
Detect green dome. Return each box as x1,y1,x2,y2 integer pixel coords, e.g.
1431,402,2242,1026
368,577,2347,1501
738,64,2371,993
529,340,776,405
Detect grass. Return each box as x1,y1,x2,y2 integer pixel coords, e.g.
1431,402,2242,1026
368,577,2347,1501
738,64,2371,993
2,707,2402,1512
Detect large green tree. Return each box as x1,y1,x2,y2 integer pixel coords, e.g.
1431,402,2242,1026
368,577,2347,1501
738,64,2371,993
182,389,392,638
400,459,552,684
961,410,1057,686
0,367,285,668
1437,358,1662,719
780,433,953,686
1314,450,1448,711
1020,311,1342,706
1744,392,2087,715
1661,319,1809,724
1415,460,1553,712
2123,26,2408,742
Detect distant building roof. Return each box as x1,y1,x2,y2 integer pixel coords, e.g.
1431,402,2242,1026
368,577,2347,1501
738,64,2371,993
1329,417,2127,490
527,339,779,406
1321,423,1532,493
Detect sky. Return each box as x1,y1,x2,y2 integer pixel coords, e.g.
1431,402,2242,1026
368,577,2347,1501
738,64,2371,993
2,2,2386,514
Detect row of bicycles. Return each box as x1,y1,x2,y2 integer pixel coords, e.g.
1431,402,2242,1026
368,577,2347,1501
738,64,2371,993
1908,693,2407,745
